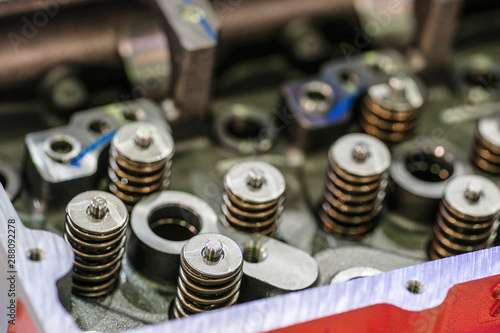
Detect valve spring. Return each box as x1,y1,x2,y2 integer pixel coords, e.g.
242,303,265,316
108,121,174,211
471,115,500,175
221,161,286,236
360,74,425,144
319,133,391,239
64,191,129,297
429,175,500,260
172,233,243,318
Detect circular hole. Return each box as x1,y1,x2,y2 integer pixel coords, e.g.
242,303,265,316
299,81,334,115
123,106,145,121
225,117,263,140
464,68,499,89
242,241,268,263
405,150,454,183
339,70,361,86
27,248,44,261
51,139,73,155
148,205,202,241
406,280,424,294
88,120,111,134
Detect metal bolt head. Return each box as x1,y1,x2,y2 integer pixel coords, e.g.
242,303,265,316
352,142,370,163
465,182,483,203
89,197,108,219
134,126,153,148
203,238,223,262
246,168,266,189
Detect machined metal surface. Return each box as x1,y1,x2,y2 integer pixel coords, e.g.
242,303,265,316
221,161,286,236
387,138,472,230
127,191,219,283
109,121,175,211
429,175,500,260
172,233,243,318
64,191,129,297
319,133,391,239
24,99,168,206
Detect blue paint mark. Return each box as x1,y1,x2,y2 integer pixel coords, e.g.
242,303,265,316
181,0,217,41
200,17,218,41
70,130,117,167
326,89,362,122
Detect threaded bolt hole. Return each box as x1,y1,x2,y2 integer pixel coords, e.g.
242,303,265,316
406,280,424,294
242,241,268,263
27,248,44,261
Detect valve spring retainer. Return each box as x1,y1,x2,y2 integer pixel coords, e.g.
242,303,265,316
472,115,500,175
172,233,243,318
319,133,391,239
221,161,286,237
108,121,174,211
360,74,425,144
429,174,500,260
64,191,129,297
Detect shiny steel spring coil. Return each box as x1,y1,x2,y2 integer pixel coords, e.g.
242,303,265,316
173,233,243,318
360,74,425,144
319,133,391,239
429,175,500,260
221,161,286,236
64,191,129,297
472,115,500,175
108,121,174,211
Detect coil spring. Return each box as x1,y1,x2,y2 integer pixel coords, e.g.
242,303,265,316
428,175,500,260
108,122,174,211
64,191,129,297
173,234,243,318
471,116,500,175
360,75,424,144
221,161,286,236
319,134,390,239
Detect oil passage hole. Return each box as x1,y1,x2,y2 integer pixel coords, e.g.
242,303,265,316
27,248,44,261
242,241,268,263
405,151,454,183
226,117,264,140
406,280,424,294
51,139,74,154
88,120,111,134
148,205,201,241
299,81,334,115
